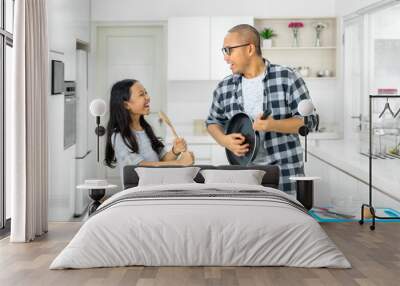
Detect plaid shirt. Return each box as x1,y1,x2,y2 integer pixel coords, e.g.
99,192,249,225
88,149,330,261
206,60,316,193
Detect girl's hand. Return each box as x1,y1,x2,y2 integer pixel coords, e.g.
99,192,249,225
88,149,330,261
178,151,195,166
172,137,187,154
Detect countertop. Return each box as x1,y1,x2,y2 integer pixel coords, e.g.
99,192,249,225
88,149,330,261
308,139,400,201
165,131,340,144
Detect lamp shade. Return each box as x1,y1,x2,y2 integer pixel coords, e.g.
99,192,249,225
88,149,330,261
298,99,315,117
89,99,107,117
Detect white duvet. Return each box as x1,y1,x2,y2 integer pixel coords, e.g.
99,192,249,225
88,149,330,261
50,183,351,269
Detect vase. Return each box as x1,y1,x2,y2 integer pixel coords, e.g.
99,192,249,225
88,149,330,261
263,39,272,48
315,30,321,47
292,28,299,47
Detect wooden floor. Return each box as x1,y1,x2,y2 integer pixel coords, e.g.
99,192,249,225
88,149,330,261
0,222,399,286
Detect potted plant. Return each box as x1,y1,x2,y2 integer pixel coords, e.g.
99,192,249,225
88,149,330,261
260,28,276,48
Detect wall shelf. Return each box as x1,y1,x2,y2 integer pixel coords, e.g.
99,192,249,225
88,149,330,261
262,46,336,51
304,77,337,80
256,17,337,78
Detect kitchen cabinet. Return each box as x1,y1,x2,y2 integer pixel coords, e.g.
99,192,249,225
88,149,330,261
165,137,229,165
168,17,254,80
168,17,210,80
211,144,229,165
306,153,366,208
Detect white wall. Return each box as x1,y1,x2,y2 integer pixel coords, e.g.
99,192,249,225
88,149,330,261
92,0,340,137
92,0,335,21
48,0,91,79
167,81,217,135
47,0,92,221
335,0,387,16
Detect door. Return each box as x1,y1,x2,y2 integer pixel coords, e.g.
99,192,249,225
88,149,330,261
96,26,166,187
343,17,364,141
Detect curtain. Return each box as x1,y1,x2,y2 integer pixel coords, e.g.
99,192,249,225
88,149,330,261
10,0,49,242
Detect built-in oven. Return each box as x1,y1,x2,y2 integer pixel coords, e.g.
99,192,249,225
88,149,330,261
64,81,77,149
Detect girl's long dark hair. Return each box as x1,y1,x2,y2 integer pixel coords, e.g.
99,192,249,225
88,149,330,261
104,79,164,168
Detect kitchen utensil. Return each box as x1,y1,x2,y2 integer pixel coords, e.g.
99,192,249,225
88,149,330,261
193,119,207,135
298,66,310,77
159,111,179,139
324,69,331,77
225,110,271,166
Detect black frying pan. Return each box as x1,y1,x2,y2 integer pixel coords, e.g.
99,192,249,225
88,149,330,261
225,110,271,166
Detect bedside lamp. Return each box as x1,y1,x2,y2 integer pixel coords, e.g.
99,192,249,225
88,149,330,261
298,99,315,162
89,99,107,162
290,99,320,210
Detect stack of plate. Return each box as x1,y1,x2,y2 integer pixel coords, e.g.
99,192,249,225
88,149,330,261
84,179,108,187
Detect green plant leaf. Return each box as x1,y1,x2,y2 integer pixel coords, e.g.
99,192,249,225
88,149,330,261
260,28,277,39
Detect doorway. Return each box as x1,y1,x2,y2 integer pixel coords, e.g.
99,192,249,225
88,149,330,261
95,25,166,187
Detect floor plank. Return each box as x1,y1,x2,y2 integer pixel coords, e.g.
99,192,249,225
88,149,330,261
0,222,399,286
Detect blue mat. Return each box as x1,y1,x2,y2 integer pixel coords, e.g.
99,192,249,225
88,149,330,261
309,208,400,222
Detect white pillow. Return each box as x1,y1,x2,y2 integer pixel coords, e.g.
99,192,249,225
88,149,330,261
200,169,265,185
135,167,201,186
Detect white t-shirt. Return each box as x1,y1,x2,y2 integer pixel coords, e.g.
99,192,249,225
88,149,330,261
241,69,269,164
112,130,167,185
241,70,266,119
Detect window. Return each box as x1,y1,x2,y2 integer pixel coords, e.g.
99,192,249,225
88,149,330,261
5,0,13,33
343,2,400,162
369,4,400,93
1,0,14,233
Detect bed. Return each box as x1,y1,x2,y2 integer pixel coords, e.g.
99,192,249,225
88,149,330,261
50,165,350,269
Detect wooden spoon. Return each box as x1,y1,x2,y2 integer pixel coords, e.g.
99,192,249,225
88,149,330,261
159,111,179,139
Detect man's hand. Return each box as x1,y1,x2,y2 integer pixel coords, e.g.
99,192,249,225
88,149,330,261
178,151,195,166
223,133,249,157
253,113,276,132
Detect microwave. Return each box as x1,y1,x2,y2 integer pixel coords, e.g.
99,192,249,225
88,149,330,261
51,60,64,95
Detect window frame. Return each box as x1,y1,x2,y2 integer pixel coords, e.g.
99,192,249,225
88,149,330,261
0,0,13,234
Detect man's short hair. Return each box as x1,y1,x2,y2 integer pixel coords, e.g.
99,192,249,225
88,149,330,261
228,24,262,56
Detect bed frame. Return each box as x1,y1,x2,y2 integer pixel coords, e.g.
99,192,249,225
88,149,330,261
123,165,280,190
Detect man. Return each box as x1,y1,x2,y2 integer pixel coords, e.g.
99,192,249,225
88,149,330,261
205,24,316,194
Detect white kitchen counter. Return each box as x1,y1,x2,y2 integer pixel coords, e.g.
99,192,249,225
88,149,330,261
165,135,216,145
165,131,340,145
308,139,400,201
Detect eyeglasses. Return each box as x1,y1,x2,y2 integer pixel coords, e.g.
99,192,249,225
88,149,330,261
221,43,250,56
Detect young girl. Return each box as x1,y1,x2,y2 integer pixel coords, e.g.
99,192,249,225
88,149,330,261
105,79,194,180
